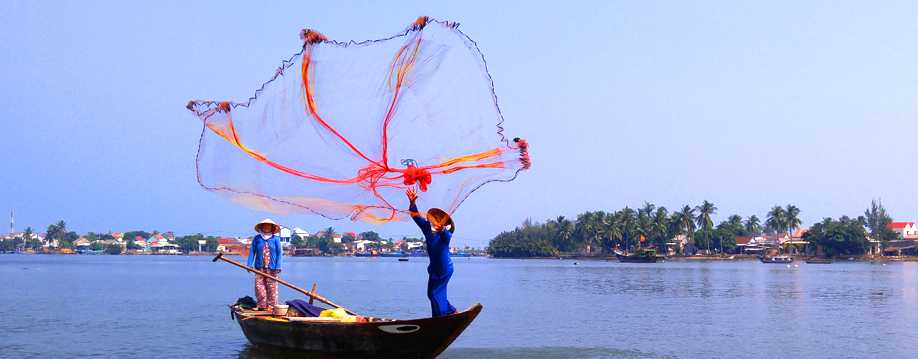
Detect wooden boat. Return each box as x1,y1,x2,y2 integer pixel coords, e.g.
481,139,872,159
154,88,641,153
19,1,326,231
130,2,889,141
805,257,833,264
760,255,793,263
230,303,482,359
615,248,664,263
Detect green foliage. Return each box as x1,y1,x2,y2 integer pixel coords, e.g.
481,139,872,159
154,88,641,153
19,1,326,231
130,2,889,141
489,225,558,258
104,243,123,255
695,200,717,251
126,239,143,250
359,231,382,242
291,234,306,247
864,199,898,243
89,242,104,251
0,239,19,252
804,216,869,256
174,233,219,252
26,238,42,249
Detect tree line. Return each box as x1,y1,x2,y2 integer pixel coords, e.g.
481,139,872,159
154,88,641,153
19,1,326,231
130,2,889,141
488,200,897,258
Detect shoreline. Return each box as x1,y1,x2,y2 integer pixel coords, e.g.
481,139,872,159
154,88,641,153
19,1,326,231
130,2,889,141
490,254,918,262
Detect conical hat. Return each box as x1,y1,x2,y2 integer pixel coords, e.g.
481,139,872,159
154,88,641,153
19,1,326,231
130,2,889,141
426,208,455,233
254,218,280,234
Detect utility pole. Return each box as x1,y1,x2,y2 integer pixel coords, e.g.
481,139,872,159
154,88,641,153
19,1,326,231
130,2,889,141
9,209,13,235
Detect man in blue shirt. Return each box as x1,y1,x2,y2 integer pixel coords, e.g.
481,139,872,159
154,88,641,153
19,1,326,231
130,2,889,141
407,188,457,317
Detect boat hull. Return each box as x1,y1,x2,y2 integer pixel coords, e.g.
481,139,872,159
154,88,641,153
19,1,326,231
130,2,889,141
760,256,794,263
233,304,482,359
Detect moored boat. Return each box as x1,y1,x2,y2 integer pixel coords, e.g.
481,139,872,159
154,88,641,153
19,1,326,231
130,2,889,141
615,248,664,263
760,255,793,263
231,303,482,359
805,257,833,264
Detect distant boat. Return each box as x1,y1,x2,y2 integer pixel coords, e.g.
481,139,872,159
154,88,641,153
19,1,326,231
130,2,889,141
380,251,409,258
615,248,663,263
397,258,409,262
761,255,793,263
805,257,833,264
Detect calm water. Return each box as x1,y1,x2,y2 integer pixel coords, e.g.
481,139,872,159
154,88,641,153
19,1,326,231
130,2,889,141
1,255,916,358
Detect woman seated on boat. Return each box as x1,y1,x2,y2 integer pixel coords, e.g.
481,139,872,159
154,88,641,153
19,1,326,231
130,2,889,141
407,188,457,317
247,218,283,310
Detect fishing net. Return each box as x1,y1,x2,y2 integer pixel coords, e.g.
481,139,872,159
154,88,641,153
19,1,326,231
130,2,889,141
186,17,530,223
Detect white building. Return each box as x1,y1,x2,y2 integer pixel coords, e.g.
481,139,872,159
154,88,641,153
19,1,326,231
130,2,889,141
888,222,918,239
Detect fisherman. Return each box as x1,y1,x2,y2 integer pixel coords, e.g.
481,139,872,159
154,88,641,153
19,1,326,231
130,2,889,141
247,218,284,310
407,188,457,317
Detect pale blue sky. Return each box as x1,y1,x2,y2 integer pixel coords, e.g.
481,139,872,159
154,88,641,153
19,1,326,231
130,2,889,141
2,1,917,247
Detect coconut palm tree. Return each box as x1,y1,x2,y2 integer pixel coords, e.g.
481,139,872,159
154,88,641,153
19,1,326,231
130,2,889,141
785,204,802,236
555,216,575,252
673,205,696,254
766,206,787,235
619,207,637,251
745,215,762,237
600,212,620,252
695,200,717,252
651,207,670,251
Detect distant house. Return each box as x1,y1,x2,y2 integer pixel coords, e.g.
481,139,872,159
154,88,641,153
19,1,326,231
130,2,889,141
353,240,377,252
292,227,310,239
133,235,148,250
217,238,247,254
73,237,91,250
151,242,180,255
111,232,124,242
887,222,918,239
278,227,292,247
883,239,917,256
735,235,769,254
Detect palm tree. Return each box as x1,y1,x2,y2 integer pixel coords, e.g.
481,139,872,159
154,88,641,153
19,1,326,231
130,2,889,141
636,203,655,248
673,206,696,254
745,215,762,236
575,211,600,254
785,204,802,236
766,206,787,235
619,207,637,251
322,227,336,240
695,200,717,252
555,216,574,252
606,212,624,252
651,207,670,251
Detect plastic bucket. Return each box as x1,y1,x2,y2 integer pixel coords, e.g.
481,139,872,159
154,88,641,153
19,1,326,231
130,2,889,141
272,304,289,316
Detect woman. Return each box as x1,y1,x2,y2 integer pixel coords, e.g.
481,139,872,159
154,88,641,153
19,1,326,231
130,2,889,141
246,218,283,310
407,188,457,317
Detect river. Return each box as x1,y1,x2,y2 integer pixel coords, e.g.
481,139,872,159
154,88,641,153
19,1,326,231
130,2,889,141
1,255,916,358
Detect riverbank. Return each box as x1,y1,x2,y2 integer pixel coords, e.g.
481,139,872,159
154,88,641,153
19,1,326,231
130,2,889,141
493,253,918,262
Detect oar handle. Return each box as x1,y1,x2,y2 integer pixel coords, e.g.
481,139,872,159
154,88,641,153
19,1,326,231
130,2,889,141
212,253,357,315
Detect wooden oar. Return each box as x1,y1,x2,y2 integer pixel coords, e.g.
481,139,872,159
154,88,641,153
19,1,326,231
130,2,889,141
212,253,357,315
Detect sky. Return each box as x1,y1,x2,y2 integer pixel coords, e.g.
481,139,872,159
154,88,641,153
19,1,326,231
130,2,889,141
2,1,918,247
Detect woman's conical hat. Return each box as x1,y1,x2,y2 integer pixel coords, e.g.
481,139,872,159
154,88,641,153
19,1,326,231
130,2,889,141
425,208,455,233
254,218,280,234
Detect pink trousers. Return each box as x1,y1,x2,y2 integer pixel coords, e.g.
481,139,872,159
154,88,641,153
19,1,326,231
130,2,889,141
254,269,280,309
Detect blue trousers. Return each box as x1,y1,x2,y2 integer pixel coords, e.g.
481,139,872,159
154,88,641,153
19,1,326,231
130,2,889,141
427,269,456,317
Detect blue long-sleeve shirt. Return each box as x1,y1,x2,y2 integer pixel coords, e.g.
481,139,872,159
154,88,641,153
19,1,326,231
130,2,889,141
246,234,283,270
410,202,453,276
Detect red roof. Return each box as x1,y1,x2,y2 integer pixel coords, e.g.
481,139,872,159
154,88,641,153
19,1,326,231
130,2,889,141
735,236,752,245
218,238,239,245
888,222,915,229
